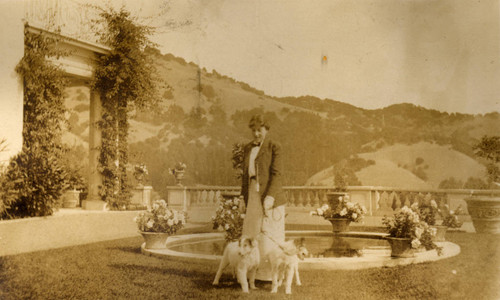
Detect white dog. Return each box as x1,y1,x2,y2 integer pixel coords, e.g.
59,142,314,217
212,237,260,293
268,237,308,294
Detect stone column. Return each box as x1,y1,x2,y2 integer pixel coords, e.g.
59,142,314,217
82,89,106,210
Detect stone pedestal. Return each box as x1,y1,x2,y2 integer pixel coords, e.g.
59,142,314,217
131,185,152,209
167,186,189,211
81,200,106,210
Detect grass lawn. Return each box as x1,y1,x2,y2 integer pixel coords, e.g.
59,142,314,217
0,227,498,300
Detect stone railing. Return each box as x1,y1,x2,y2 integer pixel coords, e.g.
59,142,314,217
167,185,500,217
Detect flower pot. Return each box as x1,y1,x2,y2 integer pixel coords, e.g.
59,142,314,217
464,196,500,234
62,190,80,208
174,171,185,186
326,218,351,233
140,231,170,249
385,237,415,258
431,225,448,242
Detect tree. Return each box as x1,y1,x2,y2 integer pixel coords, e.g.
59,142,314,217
473,136,500,186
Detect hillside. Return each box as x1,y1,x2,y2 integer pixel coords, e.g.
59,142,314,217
306,142,487,189
60,50,500,198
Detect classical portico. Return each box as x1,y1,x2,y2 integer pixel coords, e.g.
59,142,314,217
0,0,109,209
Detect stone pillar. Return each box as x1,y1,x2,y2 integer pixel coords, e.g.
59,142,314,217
82,90,106,210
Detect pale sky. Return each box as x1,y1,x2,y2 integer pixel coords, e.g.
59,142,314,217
106,0,500,114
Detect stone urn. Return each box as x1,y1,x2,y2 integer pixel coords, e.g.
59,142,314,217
174,170,185,186
140,231,171,249
385,237,415,258
326,218,351,233
464,196,500,234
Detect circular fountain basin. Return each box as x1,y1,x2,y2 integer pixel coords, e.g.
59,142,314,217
141,230,460,270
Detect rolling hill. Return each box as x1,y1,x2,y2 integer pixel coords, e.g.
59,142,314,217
60,50,499,197
306,142,487,189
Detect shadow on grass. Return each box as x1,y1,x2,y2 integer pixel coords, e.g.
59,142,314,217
111,246,142,254
109,263,210,279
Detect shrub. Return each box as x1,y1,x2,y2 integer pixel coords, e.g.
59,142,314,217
1,147,67,219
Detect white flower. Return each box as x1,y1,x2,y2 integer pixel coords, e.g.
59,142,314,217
431,200,438,208
146,220,154,228
226,200,233,205
352,213,357,219
338,196,343,201
167,219,174,226
450,210,454,215
153,203,159,210
321,204,329,210
317,208,324,216
346,202,354,209
241,214,246,219
133,216,138,222
232,206,238,210
415,227,423,239
429,227,437,236
340,208,347,216
411,239,421,249
361,206,367,214
224,224,230,230
173,217,179,224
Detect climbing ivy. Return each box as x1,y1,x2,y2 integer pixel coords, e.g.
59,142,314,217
1,28,68,219
92,8,160,209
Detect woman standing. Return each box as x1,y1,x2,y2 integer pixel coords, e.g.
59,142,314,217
240,114,286,280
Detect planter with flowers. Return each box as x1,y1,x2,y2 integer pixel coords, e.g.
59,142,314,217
440,204,464,230
383,206,442,258
134,199,187,249
410,200,447,242
212,196,246,242
130,163,151,209
311,194,367,233
169,162,187,186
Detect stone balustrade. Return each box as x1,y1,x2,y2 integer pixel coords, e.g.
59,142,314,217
166,185,500,225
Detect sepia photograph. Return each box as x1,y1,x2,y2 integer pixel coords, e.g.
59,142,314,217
0,0,499,299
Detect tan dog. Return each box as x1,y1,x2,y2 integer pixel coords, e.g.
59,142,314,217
268,237,308,294
212,237,260,293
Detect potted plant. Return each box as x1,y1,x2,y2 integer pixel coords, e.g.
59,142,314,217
440,204,464,232
383,206,442,257
465,135,500,234
410,200,447,242
134,199,187,249
211,196,246,242
169,162,187,186
133,163,148,188
311,194,367,233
